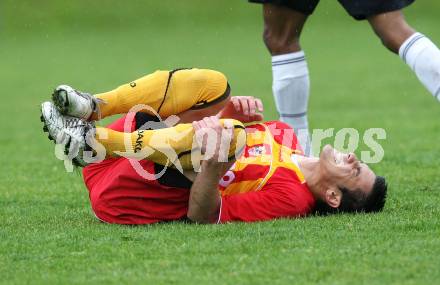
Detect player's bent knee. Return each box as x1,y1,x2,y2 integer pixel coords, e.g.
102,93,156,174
160,69,230,118
378,29,415,54
368,11,415,54
191,69,230,110
380,37,399,53
263,29,301,55
229,119,246,158
177,119,246,170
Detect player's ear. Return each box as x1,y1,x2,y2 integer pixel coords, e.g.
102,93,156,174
325,187,342,208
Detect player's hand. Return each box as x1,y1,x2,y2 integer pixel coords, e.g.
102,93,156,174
217,96,264,123
192,116,234,164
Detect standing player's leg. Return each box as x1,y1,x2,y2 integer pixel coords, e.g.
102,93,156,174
256,1,319,156
367,10,440,101
338,0,440,101
52,68,231,121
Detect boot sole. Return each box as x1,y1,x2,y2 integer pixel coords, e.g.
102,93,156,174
40,104,84,168
40,104,55,141
52,89,69,115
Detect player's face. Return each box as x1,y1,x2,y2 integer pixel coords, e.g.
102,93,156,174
319,145,376,196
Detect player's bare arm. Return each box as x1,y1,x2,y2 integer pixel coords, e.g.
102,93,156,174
187,116,235,223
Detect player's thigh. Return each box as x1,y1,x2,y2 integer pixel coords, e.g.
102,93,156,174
260,0,317,54
337,0,415,21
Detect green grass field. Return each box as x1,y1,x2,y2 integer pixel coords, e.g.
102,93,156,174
1,1,440,284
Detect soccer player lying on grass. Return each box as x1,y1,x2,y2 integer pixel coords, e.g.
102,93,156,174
40,68,387,224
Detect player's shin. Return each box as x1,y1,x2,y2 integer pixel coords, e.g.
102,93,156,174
92,68,230,120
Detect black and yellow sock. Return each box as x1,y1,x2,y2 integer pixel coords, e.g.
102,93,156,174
93,119,246,170
91,68,230,120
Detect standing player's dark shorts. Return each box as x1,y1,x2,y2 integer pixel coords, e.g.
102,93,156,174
249,0,415,20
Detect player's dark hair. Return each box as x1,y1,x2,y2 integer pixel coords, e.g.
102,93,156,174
314,176,388,215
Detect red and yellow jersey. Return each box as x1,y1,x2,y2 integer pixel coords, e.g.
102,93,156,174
217,121,316,223
219,121,305,195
